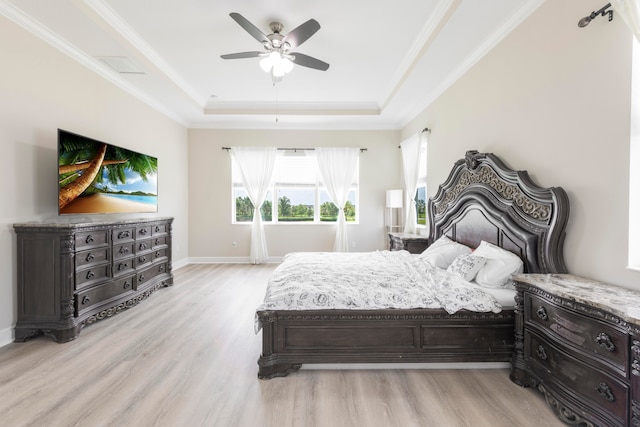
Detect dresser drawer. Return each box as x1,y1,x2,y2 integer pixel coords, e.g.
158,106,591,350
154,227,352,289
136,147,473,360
75,264,110,290
113,257,134,277
136,238,152,253
113,242,134,261
152,223,168,235
134,253,152,269
525,293,628,374
526,331,629,424
75,275,134,316
152,248,168,262
75,229,109,251
152,235,167,248
136,262,169,289
136,226,152,239
76,247,110,269
112,227,135,243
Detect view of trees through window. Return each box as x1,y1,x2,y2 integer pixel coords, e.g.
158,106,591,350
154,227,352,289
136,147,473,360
415,186,426,225
232,152,359,224
233,189,357,223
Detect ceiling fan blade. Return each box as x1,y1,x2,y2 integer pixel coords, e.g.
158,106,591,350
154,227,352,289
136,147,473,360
283,19,321,49
220,51,263,60
291,53,329,71
229,13,270,45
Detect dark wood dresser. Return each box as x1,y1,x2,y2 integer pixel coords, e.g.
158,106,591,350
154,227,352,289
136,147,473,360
388,232,429,254
510,274,640,427
13,217,173,343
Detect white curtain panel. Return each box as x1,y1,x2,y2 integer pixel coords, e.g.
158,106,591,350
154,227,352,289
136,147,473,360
401,133,422,234
611,0,640,42
315,147,360,252
229,147,278,264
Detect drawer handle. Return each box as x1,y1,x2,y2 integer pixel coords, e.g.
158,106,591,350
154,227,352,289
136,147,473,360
159,265,165,272
119,246,130,255
139,274,145,282
595,382,615,402
155,251,162,258
118,262,129,271
86,271,95,279
123,281,131,289
139,243,147,250
155,226,160,232
536,306,548,321
595,333,615,352
536,345,548,361
86,253,94,261
139,228,148,235
139,256,147,263
155,238,161,245
117,231,130,239
81,295,90,305
85,235,94,244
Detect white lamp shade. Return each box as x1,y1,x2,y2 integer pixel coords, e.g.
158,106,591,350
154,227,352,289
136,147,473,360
386,189,403,208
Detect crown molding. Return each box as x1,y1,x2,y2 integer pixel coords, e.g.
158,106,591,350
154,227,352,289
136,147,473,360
204,101,380,116
0,0,188,126
397,0,546,128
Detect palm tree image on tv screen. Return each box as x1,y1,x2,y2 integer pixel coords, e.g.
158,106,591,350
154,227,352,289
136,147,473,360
58,130,158,215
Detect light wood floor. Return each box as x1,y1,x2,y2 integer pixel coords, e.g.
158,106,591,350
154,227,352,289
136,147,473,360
0,264,565,427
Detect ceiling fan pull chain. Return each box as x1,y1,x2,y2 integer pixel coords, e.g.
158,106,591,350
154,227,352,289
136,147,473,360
275,83,279,123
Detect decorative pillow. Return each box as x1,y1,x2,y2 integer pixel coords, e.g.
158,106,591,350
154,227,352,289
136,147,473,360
473,241,524,288
446,254,487,281
418,235,472,269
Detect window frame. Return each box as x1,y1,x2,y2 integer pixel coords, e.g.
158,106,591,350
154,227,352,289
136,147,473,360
414,138,428,229
231,152,360,225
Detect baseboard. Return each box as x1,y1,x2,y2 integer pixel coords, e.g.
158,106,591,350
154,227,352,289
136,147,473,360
187,256,283,264
172,257,190,270
0,326,14,348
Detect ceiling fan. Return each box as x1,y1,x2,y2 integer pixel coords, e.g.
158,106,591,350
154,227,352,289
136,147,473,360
220,13,330,83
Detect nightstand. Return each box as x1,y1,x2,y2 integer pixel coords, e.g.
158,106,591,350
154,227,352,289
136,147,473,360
388,232,429,254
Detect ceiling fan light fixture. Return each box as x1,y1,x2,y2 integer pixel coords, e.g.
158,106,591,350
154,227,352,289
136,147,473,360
260,52,294,79
259,55,273,72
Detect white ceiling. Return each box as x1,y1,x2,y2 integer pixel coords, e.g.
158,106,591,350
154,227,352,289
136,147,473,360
1,0,545,130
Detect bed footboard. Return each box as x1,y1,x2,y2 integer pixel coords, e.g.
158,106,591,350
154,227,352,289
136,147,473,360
257,309,515,379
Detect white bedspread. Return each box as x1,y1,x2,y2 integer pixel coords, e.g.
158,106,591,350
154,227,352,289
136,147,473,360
255,251,505,332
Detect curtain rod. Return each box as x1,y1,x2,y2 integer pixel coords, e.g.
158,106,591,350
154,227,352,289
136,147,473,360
397,127,431,148
222,147,367,152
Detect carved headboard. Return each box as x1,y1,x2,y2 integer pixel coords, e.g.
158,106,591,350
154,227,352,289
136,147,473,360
428,150,569,274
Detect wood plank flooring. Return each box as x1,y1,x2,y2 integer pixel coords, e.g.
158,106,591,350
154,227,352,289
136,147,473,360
0,264,565,427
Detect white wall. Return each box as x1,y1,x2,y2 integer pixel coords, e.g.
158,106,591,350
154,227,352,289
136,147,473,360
188,129,401,260
0,16,190,345
402,0,638,289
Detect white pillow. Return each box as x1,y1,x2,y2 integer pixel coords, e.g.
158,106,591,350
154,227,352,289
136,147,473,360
473,241,524,288
447,254,487,281
419,235,472,269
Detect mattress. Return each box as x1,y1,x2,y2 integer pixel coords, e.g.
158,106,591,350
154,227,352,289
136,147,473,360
256,251,516,332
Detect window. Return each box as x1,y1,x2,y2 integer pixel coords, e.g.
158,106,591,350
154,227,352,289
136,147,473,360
232,151,359,224
415,139,428,227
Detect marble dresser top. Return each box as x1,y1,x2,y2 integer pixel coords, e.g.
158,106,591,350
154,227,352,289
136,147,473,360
512,273,640,325
14,216,173,229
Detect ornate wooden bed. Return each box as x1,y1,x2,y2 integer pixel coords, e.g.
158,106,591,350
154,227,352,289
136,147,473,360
256,150,570,379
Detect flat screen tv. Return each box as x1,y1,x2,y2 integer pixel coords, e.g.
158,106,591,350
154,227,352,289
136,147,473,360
58,129,158,215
